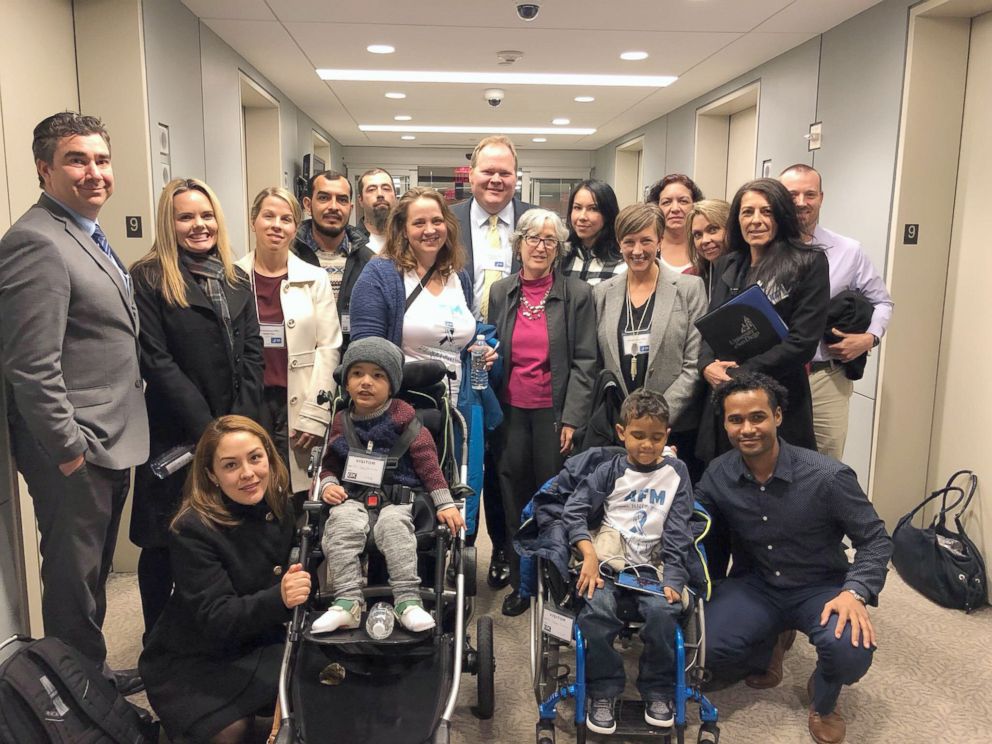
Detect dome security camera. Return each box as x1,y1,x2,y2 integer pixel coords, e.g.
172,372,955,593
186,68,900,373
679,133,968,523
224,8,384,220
484,88,505,108
516,3,541,21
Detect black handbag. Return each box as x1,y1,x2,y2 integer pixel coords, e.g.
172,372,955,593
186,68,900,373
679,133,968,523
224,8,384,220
892,469,988,613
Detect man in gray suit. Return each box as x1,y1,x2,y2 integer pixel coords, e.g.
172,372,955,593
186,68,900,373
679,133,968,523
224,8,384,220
451,135,536,600
0,113,149,689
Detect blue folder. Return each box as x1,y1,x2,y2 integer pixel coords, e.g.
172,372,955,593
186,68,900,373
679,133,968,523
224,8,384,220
694,284,789,362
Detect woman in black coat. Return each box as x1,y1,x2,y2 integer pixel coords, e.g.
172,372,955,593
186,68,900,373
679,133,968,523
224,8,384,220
487,208,598,617
130,178,263,640
140,415,310,744
697,178,829,461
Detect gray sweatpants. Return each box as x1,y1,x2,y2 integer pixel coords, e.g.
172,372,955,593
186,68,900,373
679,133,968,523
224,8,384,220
322,499,421,604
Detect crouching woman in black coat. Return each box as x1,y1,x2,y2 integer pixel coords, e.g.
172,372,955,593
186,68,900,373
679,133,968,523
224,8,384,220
140,415,310,744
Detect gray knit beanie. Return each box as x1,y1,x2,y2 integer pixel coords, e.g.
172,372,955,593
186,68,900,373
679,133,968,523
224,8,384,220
342,337,404,395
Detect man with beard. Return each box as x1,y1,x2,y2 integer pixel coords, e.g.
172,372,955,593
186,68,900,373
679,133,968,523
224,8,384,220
293,170,373,350
355,168,396,254
779,164,893,461
698,372,891,744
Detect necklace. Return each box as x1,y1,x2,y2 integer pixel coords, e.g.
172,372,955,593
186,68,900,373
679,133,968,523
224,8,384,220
520,285,552,320
624,281,654,379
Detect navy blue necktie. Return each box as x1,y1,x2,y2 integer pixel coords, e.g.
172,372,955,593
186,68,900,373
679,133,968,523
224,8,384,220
92,224,131,294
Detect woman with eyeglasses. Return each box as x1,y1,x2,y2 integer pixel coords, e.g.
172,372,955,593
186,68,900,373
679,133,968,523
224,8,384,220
486,208,598,617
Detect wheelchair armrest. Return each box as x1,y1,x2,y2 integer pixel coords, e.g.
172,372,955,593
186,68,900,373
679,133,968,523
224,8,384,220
450,484,474,502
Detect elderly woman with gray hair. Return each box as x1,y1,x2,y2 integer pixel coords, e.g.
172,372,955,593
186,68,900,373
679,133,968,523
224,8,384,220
487,208,598,616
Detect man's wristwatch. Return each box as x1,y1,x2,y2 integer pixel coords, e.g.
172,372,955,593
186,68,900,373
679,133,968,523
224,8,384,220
870,334,880,348
847,589,867,604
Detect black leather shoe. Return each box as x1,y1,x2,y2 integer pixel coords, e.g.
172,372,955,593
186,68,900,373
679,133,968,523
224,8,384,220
501,591,529,617
112,668,145,697
487,550,511,589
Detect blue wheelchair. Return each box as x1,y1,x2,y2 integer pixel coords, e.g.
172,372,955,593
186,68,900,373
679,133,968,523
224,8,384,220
515,451,720,744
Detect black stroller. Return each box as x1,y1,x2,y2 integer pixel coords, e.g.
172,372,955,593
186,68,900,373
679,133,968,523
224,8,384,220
273,359,495,744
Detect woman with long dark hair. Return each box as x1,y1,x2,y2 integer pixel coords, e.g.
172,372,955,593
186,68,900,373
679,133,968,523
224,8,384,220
130,178,263,641
697,178,829,461
140,415,309,744
561,179,625,285
646,173,705,275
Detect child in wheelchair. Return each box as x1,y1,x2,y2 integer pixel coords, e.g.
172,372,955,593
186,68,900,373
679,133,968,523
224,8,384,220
310,337,464,635
561,388,694,735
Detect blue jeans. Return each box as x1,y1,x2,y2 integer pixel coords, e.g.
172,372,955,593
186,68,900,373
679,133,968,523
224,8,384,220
577,578,681,700
705,573,875,715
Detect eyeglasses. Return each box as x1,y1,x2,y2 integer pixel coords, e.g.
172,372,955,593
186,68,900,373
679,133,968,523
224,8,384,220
523,234,559,249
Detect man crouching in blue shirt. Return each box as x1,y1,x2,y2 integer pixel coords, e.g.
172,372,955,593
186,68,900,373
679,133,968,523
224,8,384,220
561,389,693,734
699,371,892,744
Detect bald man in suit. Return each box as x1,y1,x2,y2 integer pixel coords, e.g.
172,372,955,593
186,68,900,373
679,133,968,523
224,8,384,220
0,113,149,691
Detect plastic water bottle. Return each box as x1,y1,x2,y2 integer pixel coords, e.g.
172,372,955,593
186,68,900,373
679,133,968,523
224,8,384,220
471,334,489,390
365,602,395,640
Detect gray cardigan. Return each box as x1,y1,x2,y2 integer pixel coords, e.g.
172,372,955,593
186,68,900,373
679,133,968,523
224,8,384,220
487,270,598,428
593,266,707,431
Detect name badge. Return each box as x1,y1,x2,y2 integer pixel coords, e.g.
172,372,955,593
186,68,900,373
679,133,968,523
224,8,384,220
622,331,650,357
478,249,511,273
341,313,351,334
343,449,387,487
260,322,286,349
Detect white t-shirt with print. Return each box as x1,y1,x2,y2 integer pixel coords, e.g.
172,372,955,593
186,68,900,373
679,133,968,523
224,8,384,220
603,463,682,565
402,271,476,405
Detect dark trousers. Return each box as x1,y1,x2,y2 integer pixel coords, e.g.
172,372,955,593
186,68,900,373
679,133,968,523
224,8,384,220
259,385,289,463
137,546,171,643
497,405,563,590
578,579,681,700
474,437,507,550
11,427,129,669
705,574,875,715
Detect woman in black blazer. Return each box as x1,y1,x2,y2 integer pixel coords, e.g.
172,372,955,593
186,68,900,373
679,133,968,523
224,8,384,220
487,208,598,616
697,178,829,462
140,415,309,744
130,178,263,641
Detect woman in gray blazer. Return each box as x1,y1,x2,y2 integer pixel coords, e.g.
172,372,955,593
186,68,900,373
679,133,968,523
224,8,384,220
593,203,707,479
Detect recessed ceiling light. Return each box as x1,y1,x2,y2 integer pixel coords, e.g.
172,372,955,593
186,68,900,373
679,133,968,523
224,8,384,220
532,137,547,143
574,96,595,103
394,115,412,121
552,118,570,126
360,125,596,135
384,92,406,99
401,135,416,140
620,51,649,61
317,69,677,87
367,44,395,54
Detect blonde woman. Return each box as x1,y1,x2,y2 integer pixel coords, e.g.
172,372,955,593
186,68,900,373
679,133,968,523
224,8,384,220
236,187,342,493
140,415,309,744
130,178,263,640
687,199,731,297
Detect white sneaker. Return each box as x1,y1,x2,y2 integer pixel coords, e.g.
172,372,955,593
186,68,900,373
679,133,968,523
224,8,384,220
311,599,362,634
397,602,435,632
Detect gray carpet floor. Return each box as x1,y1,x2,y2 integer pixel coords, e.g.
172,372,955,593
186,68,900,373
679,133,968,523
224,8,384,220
105,530,992,743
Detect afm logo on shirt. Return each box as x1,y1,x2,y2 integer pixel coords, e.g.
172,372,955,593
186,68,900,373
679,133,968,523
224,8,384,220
623,488,667,505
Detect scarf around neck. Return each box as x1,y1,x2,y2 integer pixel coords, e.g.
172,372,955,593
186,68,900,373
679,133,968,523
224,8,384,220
179,250,235,352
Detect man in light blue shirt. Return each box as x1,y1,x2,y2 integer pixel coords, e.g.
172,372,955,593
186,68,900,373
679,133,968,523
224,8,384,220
780,165,894,461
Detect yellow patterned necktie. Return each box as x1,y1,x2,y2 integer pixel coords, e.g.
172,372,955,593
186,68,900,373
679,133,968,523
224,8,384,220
480,214,503,318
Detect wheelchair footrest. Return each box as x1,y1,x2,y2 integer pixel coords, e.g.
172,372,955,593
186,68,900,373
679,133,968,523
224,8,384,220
612,699,673,739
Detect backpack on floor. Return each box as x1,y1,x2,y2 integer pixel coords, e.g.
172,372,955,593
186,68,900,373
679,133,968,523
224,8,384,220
0,635,150,744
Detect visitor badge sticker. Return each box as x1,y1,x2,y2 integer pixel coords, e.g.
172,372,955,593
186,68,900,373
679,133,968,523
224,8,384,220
260,322,286,348
343,450,387,487
542,606,575,644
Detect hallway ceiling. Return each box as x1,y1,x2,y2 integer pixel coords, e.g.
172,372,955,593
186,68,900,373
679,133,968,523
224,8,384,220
181,0,884,150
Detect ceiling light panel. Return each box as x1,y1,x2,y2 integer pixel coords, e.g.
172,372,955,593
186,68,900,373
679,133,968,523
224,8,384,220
318,69,677,87
360,124,596,135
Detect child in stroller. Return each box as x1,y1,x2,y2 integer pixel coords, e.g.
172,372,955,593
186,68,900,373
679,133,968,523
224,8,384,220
561,388,693,735
310,337,465,634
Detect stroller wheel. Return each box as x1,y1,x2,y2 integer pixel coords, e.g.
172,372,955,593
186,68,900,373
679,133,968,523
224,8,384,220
463,546,477,597
473,615,495,719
